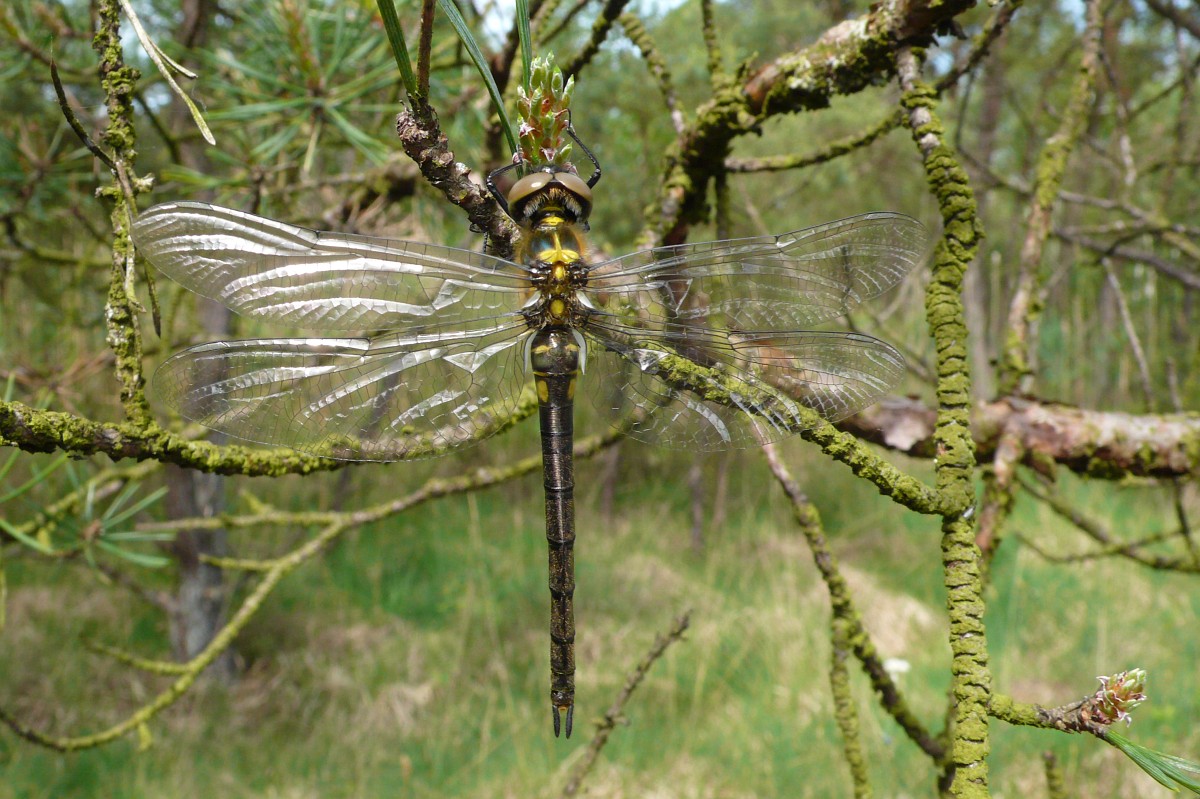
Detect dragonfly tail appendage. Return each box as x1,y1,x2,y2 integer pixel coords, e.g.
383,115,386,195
553,701,574,739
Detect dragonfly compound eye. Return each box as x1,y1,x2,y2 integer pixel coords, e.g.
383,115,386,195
507,170,594,224
507,172,554,211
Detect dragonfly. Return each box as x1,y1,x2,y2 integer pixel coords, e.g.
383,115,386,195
130,125,925,738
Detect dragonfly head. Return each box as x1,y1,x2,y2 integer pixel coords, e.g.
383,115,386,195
507,167,593,227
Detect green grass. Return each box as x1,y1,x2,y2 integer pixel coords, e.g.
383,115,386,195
1,441,1197,797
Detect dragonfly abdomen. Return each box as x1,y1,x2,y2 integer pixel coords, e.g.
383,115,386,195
530,327,581,738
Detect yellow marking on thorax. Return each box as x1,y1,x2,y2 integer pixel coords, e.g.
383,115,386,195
523,210,586,326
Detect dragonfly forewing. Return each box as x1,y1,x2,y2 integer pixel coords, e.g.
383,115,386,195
584,212,925,331
131,202,535,332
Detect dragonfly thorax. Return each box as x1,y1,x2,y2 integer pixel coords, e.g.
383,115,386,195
522,214,589,327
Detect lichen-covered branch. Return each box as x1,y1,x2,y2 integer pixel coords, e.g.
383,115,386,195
725,0,1022,176
646,354,946,514
395,100,519,259
898,47,988,798
988,669,1147,737
561,0,631,78
763,443,945,761
997,0,1102,395
641,0,978,248
699,0,726,88
0,397,537,476
850,396,1200,480
830,617,873,799
94,0,151,428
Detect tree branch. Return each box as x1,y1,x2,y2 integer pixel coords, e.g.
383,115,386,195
642,0,979,248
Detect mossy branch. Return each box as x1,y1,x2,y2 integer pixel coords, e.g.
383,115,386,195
830,617,873,799
639,0,979,248
898,47,988,798
561,0,631,79
997,0,1102,395
762,443,944,762
725,0,1021,176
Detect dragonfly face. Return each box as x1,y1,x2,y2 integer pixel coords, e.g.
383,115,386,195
130,127,925,739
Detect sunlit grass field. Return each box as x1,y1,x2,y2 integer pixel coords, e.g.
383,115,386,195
2,438,1197,798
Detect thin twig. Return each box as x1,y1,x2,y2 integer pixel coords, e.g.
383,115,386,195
562,0,632,78
761,442,944,760
417,0,436,97
560,612,691,797
617,11,684,134
1102,261,1155,410
537,0,592,46
1017,476,1200,572
50,60,117,172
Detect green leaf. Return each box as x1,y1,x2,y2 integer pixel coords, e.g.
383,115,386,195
252,117,307,162
1107,731,1200,794
375,0,419,98
102,530,176,543
437,0,519,157
516,0,532,95
103,486,168,528
0,449,20,486
0,517,55,555
326,107,391,164
0,452,68,504
96,540,171,569
101,480,144,522
118,0,215,145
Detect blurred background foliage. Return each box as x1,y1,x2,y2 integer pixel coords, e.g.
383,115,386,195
1,0,1198,796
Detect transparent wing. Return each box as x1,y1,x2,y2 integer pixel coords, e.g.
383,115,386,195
580,323,906,450
584,212,925,330
131,202,534,331
155,318,533,461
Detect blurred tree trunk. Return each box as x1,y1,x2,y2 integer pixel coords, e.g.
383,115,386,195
162,0,236,680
